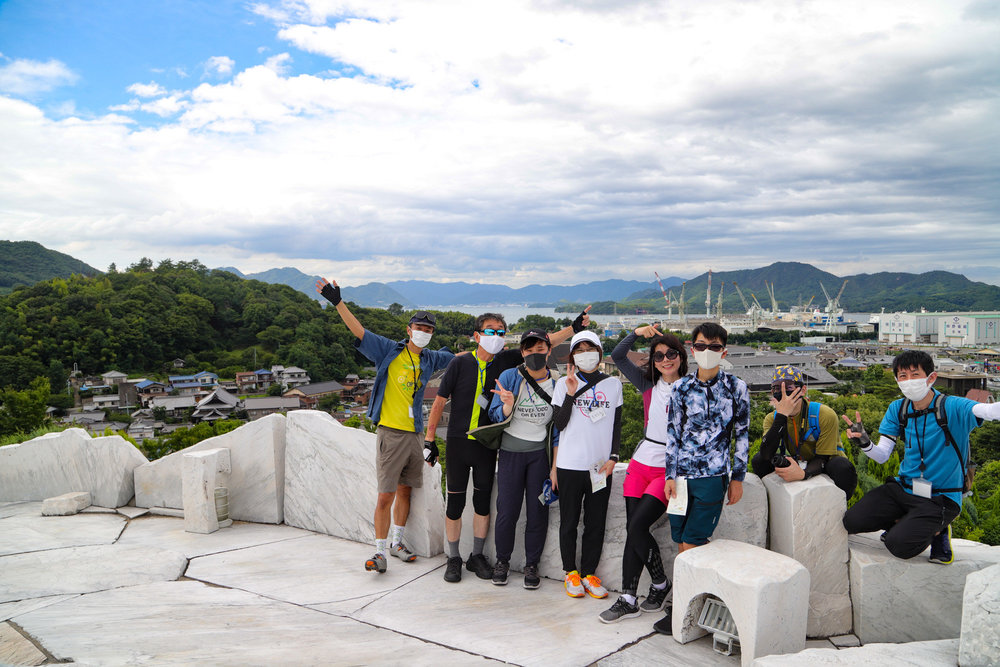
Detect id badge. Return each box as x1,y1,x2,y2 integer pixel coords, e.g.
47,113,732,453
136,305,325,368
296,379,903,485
588,406,607,423
912,477,932,499
476,394,490,410
408,406,414,419
589,461,607,493
798,460,808,471
667,476,688,516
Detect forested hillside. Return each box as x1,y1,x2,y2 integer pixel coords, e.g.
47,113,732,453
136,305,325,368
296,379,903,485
0,259,479,390
0,240,100,293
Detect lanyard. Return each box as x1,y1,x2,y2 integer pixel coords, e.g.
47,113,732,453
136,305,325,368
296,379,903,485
525,371,551,404
476,357,492,397
910,409,930,473
405,348,419,398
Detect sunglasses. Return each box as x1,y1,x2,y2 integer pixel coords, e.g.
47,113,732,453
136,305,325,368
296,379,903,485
652,349,680,362
692,342,724,352
771,384,804,400
480,329,506,337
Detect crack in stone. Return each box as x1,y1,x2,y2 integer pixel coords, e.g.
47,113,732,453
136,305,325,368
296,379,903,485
7,619,73,664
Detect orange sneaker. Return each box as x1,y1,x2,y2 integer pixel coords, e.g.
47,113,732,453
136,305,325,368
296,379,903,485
582,574,608,599
564,570,584,597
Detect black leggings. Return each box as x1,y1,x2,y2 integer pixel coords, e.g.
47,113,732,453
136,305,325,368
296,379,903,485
622,494,668,596
557,468,611,576
445,437,498,520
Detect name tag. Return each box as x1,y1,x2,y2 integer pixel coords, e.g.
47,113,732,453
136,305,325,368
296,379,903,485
588,406,606,423
408,406,414,419
476,394,490,410
912,477,932,499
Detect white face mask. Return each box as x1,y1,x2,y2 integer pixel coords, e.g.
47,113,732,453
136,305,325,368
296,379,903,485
693,349,723,370
478,334,506,355
898,377,932,402
410,330,432,348
574,351,601,372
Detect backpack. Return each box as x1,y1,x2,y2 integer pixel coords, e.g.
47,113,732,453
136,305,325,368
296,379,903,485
898,394,973,494
772,401,844,458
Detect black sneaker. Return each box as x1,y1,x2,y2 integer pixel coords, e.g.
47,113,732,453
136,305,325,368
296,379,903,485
929,524,954,565
466,553,493,580
523,563,540,589
492,559,510,586
444,556,463,583
653,607,672,635
599,596,641,624
640,582,670,613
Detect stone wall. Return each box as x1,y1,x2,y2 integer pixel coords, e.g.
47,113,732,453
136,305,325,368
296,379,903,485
0,428,146,508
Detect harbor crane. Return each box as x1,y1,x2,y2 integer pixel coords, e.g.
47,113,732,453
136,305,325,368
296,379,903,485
706,269,713,318
820,280,848,314
732,281,751,314
715,281,725,319
655,271,677,318
765,281,779,317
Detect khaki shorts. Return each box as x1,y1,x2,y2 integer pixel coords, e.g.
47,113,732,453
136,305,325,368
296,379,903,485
376,425,424,493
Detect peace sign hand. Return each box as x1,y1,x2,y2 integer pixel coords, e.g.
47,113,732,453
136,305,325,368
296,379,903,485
841,410,871,447
491,380,515,411
565,362,579,395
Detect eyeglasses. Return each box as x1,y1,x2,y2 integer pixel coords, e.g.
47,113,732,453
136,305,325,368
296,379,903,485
652,350,680,362
480,329,506,337
692,342,724,352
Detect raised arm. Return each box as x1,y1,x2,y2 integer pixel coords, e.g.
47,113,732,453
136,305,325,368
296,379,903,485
316,278,365,340
549,305,592,346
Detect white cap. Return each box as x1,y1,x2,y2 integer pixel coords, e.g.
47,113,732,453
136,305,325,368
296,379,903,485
570,330,601,351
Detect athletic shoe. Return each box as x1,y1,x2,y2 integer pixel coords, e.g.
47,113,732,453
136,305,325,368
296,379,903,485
466,553,493,580
389,543,416,562
929,525,954,565
492,559,510,586
640,582,671,613
599,596,642,624
653,607,673,635
364,553,387,574
582,574,608,599
523,563,540,589
564,570,584,598
444,556,463,582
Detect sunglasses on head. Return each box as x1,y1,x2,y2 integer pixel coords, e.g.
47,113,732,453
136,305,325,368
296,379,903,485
692,342,724,352
652,349,680,362
480,328,506,337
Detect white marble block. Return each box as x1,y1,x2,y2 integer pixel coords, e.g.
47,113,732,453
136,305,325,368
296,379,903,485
134,414,286,523
763,473,851,637
41,492,92,516
849,533,1000,645
283,410,446,557
183,449,232,534
0,429,147,507
458,468,767,592
959,563,1000,667
752,639,960,666
673,539,809,667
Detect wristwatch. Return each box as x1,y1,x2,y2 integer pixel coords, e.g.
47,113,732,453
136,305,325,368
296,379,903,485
608,455,619,463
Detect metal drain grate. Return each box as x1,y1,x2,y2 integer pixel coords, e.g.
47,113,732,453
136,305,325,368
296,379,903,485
697,597,740,656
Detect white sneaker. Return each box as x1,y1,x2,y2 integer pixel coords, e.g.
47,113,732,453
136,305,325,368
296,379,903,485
564,570,585,598
582,574,608,599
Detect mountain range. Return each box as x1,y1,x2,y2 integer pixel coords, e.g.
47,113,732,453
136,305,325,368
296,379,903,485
0,240,100,293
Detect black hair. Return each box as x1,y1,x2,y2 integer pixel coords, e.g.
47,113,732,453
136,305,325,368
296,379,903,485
475,312,507,332
892,350,934,377
646,333,688,382
519,337,551,352
691,322,728,347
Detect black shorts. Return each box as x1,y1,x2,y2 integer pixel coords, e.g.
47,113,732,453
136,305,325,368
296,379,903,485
445,437,498,495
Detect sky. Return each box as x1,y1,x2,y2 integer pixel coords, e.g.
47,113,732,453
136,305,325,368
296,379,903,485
1,0,999,288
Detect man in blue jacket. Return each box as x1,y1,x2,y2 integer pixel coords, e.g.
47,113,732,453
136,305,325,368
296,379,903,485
317,278,454,574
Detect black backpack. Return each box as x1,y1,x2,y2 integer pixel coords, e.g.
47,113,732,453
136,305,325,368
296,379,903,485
898,394,973,494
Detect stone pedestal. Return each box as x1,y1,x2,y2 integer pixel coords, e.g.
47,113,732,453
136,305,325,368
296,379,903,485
849,532,1000,645
0,429,147,507
457,468,768,591
135,414,286,523
41,492,92,516
283,410,445,557
763,473,851,637
183,449,232,534
959,563,1000,667
673,539,809,667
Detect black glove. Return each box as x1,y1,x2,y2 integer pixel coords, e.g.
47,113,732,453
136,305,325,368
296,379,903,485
319,282,342,306
423,440,439,465
572,309,588,333
847,422,871,449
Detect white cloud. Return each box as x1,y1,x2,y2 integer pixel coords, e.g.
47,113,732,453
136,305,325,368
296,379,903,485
0,57,77,95
204,56,236,77
127,82,167,98
2,0,999,287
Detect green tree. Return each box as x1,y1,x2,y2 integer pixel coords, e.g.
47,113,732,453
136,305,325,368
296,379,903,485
0,377,51,436
387,302,404,317
267,383,284,396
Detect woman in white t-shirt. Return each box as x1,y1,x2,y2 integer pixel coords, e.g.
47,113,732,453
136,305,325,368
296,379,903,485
599,325,687,624
549,330,623,601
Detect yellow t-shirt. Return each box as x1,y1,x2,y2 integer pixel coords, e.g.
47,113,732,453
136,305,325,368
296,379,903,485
467,356,490,436
380,348,421,432
761,401,843,460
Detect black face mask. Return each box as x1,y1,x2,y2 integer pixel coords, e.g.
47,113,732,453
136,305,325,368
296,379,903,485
524,353,548,371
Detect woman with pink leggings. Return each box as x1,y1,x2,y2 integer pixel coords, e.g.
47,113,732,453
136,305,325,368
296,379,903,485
599,325,687,624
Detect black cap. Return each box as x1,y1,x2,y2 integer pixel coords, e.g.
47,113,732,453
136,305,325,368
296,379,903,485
521,328,550,345
409,310,436,327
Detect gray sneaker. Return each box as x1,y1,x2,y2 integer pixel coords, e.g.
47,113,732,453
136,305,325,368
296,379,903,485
599,596,641,624
492,559,510,586
389,543,417,562
365,553,387,574
640,582,670,612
